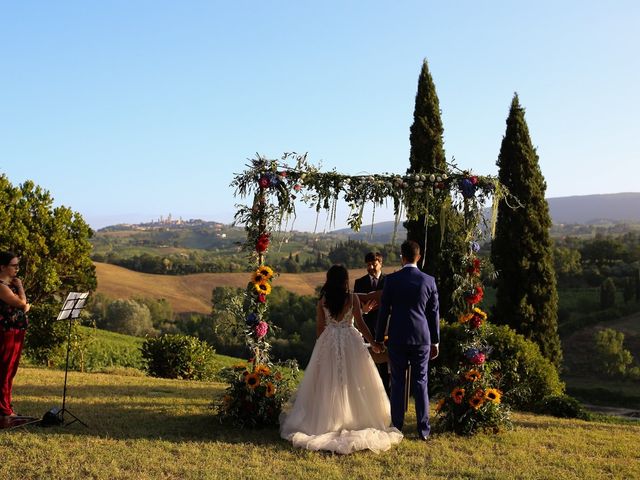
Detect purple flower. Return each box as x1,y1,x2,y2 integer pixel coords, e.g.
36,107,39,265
246,313,259,326
471,241,481,253
459,178,477,198
464,348,480,359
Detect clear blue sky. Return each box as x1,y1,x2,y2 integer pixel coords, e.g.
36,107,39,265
1,1,638,231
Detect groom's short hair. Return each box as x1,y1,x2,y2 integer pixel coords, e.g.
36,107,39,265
400,241,420,263
364,252,382,263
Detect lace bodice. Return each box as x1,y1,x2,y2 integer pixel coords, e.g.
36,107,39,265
323,295,354,327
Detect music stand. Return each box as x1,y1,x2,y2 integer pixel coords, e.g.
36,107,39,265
51,292,90,428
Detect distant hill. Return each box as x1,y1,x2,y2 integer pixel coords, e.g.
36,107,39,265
330,193,640,241
93,193,640,249
547,193,640,224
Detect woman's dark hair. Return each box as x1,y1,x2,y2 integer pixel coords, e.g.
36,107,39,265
320,265,350,318
0,251,18,267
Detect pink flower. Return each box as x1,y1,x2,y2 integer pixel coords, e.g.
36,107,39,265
470,315,483,329
470,352,485,365
255,321,269,338
293,184,301,192
470,176,478,185
258,176,270,189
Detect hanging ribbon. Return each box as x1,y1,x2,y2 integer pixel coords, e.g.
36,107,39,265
421,194,430,270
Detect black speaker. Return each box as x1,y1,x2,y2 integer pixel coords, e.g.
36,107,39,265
40,407,63,427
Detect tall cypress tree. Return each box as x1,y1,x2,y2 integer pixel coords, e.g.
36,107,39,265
405,59,465,320
491,94,562,367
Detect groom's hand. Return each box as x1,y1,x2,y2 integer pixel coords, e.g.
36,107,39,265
430,344,439,360
370,341,384,354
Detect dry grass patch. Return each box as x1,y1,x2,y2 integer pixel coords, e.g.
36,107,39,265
95,262,363,314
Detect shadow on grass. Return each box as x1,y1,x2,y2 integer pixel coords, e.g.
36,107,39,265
8,382,329,450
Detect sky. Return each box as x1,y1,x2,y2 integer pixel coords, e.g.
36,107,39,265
1,1,638,231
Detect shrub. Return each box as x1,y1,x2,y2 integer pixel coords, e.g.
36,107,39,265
593,328,634,377
141,334,218,380
535,394,591,420
103,299,158,337
432,323,564,411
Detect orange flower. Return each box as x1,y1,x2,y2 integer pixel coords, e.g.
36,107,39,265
245,373,260,389
469,396,485,410
451,387,465,404
254,364,271,376
265,382,276,398
464,370,481,382
435,398,445,413
458,312,474,324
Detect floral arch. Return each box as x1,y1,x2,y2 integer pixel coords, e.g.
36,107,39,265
217,152,512,434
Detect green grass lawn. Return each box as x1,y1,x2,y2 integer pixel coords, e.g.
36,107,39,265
1,367,638,480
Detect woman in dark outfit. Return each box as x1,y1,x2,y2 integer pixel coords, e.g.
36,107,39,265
0,251,30,417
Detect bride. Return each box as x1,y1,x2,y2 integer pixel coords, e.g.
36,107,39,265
280,265,402,454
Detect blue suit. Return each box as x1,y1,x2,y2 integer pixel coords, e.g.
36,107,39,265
375,265,439,439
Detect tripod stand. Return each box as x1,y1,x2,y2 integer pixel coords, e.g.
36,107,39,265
48,292,90,428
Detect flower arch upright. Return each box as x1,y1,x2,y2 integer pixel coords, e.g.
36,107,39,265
220,152,513,433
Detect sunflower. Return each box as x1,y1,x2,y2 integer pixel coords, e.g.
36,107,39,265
458,312,474,324
254,364,271,376
472,307,488,320
252,271,266,284
253,281,272,295
245,373,260,389
451,387,465,404
469,395,485,410
484,388,502,404
435,398,445,413
265,382,276,398
464,369,481,382
256,265,274,280
473,388,484,399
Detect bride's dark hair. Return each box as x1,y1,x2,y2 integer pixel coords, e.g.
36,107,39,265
320,265,350,318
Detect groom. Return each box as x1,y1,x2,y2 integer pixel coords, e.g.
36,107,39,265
373,240,440,440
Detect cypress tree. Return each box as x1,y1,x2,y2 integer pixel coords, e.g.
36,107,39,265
491,94,562,367
405,59,465,320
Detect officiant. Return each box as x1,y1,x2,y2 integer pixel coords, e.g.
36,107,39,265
354,251,390,396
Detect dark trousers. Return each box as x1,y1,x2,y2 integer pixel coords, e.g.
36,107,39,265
0,329,25,416
376,362,390,398
388,344,431,439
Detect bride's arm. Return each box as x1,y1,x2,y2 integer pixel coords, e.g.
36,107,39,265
352,294,375,345
316,299,327,338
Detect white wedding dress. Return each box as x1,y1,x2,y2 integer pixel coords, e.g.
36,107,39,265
280,294,403,454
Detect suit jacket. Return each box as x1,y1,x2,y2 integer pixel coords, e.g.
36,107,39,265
353,273,385,335
375,266,439,346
